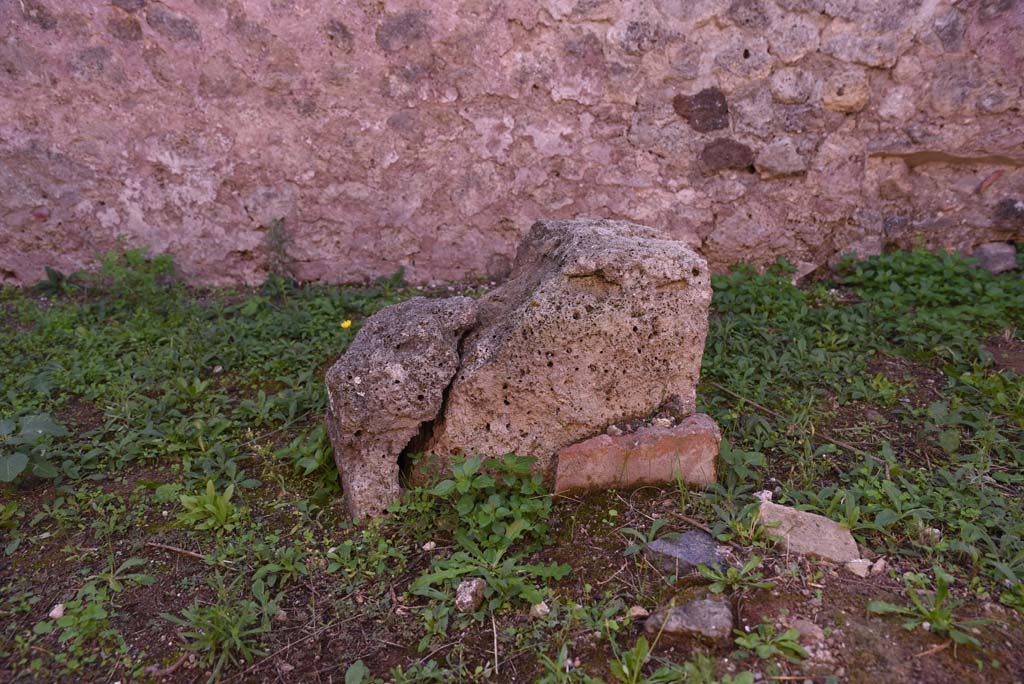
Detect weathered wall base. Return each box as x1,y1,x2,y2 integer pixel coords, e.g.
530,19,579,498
2,0,1022,286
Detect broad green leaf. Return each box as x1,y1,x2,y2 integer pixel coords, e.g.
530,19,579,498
866,600,906,615
938,429,961,455
19,414,69,439
345,660,370,684
874,509,899,528
0,453,29,482
429,479,455,497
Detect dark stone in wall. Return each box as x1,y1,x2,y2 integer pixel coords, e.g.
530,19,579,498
994,198,1024,226
146,6,201,42
376,11,431,52
621,21,660,54
227,9,271,47
980,0,1017,22
673,87,730,132
199,56,250,98
72,47,112,76
21,0,57,30
700,138,755,172
727,0,770,29
933,10,966,51
112,0,146,12
108,15,143,42
325,19,355,52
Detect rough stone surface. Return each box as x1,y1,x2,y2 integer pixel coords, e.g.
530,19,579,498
455,578,486,613
756,138,808,178
994,199,1024,227
787,617,825,644
822,68,871,112
555,414,719,492
673,88,730,133
769,67,815,104
757,500,860,563
827,236,884,267
701,139,756,173
420,219,711,481
972,242,1019,273
645,598,734,641
2,1,1023,286
325,297,478,519
643,529,723,576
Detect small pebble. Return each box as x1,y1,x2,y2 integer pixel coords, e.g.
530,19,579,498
530,601,551,618
455,578,487,613
627,605,649,619
606,425,623,436
48,604,65,620
845,559,871,578
422,541,436,552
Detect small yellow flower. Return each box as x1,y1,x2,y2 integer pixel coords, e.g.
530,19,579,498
340,319,352,329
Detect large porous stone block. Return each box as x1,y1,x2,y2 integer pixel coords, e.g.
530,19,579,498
325,297,477,519
423,218,712,481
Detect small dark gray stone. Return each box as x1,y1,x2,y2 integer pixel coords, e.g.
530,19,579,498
72,47,111,76
112,0,145,12
933,9,965,52
21,0,57,30
108,15,143,41
376,10,431,52
645,598,734,641
994,198,1024,226
727,0,770,29
227,9,272,46
980,0,1016,22
146,6,200,42
620,21,660,54
643,530,721,576
673,87,729,132
325,19,354,52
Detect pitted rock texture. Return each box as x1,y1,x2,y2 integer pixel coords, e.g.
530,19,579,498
554,414,720,492
2,1,1022,287
324,296,477,519
421,219,712,481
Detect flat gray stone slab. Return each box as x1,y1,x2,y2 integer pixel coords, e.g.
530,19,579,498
758,500,859,563
643,529,723,576
645,598,734,641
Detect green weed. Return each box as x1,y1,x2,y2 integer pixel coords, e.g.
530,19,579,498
733,621,807,663
178,480,243,534
867,567,988,647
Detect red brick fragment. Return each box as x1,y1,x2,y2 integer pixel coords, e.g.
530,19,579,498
554,413,719,492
